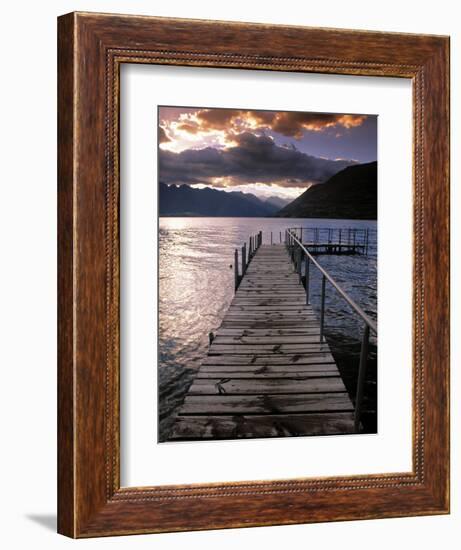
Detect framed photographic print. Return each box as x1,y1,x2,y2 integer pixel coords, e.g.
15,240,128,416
58,12,450,537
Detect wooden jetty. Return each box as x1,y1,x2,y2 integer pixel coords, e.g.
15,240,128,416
168,231,372,441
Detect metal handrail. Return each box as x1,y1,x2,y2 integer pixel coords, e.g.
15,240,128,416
286,228,377,432
287,229,377,334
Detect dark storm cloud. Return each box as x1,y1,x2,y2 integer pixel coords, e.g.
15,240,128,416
159,132,354,188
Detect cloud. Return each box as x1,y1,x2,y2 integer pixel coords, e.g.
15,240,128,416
159,132,354,188
159,108,368,145
158,126,171,143
268,112,367,138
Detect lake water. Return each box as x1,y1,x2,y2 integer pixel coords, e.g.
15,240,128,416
159,217,377,441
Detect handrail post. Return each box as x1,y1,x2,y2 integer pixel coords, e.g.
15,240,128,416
234,249,239,291
305,256,310,304
242,243,247,275
271,231,273,245
297,248,302,283
354,324,370,432
320,275,326,342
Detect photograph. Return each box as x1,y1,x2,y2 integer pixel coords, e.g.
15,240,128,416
158,106,378,442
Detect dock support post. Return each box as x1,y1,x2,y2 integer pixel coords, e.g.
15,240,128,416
242,243,247,275
234,249,239,291
354,324,370,432
320,275,326,342
305,257,310,304
271,231,273,245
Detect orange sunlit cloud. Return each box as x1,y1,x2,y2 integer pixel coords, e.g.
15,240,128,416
159,108,368,152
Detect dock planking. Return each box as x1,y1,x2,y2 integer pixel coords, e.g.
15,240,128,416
168,244,356,441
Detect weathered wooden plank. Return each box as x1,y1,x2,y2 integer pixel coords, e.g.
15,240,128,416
209,344,328,354
242,276,294,280
238,289,300,292
169,413,355,440
237,276,297,280
196,369,339,379
232,300,307,306
188,377,346,395
220,326,318,331
228,305,313,311
221,323,319,329
225,315,316,321
213,335,323,344
180,393,353,415
235,292,305,296
201,353,336,365
222,320,318,326
234,289,304,293
233,293,306,298
216,328,321,336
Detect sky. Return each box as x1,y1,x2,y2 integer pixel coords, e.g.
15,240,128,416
158,106,377,200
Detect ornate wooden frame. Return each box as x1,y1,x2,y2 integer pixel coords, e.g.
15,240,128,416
57,12,450,537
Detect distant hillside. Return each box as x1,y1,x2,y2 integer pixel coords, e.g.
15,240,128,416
276,161,377,220
159,183,278,217
264,195,291,209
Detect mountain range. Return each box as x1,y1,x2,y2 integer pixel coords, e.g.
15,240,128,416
159,161,377,219
159,183,288,217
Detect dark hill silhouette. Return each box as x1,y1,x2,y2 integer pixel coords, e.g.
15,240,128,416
276,161,377,220
159,183,278,217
